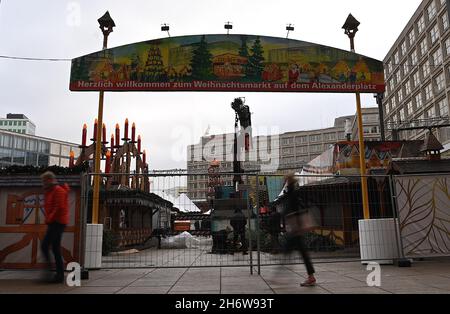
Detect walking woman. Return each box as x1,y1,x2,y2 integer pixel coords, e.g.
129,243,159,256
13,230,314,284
273,174,317,287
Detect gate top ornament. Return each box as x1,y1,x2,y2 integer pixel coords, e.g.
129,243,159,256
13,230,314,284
70,34,385,93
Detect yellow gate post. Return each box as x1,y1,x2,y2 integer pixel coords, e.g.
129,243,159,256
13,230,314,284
92,12,115,224
343,14,371,219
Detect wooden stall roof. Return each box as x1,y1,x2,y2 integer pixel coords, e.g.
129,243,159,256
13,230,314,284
0,175,83,187
99,189,173,208
389,158,450,175
174,213,210,220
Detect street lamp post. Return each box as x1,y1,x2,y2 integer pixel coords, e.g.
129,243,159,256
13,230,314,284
342,14,370,220
92,11,115,224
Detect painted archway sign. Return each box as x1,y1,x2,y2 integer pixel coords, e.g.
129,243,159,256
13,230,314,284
70,34,385,93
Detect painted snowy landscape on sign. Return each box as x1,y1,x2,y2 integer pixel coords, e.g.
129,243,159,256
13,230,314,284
70,34,385,93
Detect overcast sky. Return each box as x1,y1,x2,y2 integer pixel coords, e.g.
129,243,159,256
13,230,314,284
0,0,422,169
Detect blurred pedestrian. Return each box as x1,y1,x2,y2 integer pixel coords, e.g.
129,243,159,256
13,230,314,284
268,206,281,254
230,208,248,255
273,174,316,286
41,171,70,283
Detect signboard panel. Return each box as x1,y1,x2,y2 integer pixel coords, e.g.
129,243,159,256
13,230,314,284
70,34,385,93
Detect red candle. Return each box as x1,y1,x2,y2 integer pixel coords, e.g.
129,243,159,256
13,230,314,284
110,134,114,149
124,118,129,139
115,123,120,146
105,150,111,174
93,119,98,141
143,149,146,165
137,135,141,153
132,122,136,142
102,123,106,143
69,150,75,168
82,124,87,146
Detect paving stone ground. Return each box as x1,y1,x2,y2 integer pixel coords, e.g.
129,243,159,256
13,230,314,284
0,258,449,294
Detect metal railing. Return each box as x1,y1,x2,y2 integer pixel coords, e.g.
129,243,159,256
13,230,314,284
79,172,415,271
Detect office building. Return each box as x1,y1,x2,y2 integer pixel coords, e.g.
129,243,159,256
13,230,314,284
0,114,36,135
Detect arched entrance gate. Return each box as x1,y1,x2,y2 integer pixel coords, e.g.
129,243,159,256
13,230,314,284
70,32,386,269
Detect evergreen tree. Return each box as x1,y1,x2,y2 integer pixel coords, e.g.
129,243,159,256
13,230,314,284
130,53,141,81
238,35,249,58
238,35,249,77
246,37,265,81
72,58,90,81
190,35,214,80
143,46,166,82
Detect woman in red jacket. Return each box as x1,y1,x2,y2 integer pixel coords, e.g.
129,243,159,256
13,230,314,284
40,171,70,283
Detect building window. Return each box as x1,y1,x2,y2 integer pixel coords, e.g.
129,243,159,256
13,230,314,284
399,108,406,122
439,98,449,116
386,102,391,115
425,84,433,101
14,136,25,150
309,134,321,142
396,70,401,84
413,71,420,87
407,101,414,116
0,148,12,162
398,89,404,103
394,51,400,64
431,24,440,44
401,41,407,56
310,144,323,153
442,12,449,30
39,141,50,154
432,48,443,66
418,15,426,34
403,62,409,75
25,152,37,166
297,146,308,154
392,95,397,108
422,62,431,78
428,106,436,118
420,39,428,57
389,79,394,91
445,37,450,56
405,80,412,94
324,133,336,141
409,29,416,45
415,93,423,108
411,50,418,66
435,72,445,92
428,1,437,21
296,136,307,144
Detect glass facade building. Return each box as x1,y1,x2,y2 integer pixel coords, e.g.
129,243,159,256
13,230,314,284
0,129,80,168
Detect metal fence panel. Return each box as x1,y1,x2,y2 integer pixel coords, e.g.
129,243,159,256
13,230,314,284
82,172,401,269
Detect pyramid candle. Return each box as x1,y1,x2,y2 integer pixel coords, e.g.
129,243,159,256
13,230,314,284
124,118,129,139
82,124,87,146
93,119,98,141
105,150,111,173
132,122,136,142
102,123,106,143
115,123,120,146
137,135,141,153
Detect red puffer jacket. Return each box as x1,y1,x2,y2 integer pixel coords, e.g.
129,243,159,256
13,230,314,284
44,184,70,225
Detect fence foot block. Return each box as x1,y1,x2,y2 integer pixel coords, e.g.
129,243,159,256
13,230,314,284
395,258,412,268
81,269,89,280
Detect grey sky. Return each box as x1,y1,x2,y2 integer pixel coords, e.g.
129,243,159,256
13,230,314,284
0,0,422,169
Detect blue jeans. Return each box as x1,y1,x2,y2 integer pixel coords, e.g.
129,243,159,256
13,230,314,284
41,223,66,278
